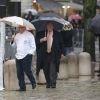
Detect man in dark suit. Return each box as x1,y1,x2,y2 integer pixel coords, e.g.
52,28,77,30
35,31,47,78
37,22,63,88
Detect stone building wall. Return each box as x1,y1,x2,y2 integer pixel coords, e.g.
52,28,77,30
10,0,33,15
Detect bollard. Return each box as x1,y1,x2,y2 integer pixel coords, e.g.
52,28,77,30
79,52,91,81
67,52,79,78
32,55,36,70
58,55,69,80
38,69,46,84
32,54,46,84
4,56,37,90
4,59,19,90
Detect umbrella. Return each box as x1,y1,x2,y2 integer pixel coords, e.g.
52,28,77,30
24,8,38,15
36,0,62,11
91,15,100,77
36,12,64,19
68,14,82,20
0,16,35,30
91,15,100,36
31,17,71,32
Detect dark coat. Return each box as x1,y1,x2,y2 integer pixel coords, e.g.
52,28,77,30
35,30,64,72
50,30,63,62
61,30,74,47
35,31,47,69
50,30,64,72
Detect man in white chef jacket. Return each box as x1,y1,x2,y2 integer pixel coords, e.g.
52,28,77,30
11,25,36,91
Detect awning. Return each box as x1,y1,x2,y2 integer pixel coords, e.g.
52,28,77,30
61,2,83,10
37,11,64,18
37,0,62,11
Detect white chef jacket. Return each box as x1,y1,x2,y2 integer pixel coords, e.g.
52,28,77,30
12,31,36,59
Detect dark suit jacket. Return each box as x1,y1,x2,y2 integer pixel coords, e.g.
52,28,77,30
35,30,64,72
61,30,74,47
35,31,47,69
50,31,64,72
50,30,63,61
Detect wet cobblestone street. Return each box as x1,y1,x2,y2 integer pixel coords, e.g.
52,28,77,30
0,79,100,100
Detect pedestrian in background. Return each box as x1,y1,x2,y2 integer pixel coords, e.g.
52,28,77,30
11,25,36,91
61,24,74,56
25,11,35,22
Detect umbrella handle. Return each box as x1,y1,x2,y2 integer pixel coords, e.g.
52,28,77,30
45,31,46,37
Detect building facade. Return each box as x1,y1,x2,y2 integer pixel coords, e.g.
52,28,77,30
10,0,33,15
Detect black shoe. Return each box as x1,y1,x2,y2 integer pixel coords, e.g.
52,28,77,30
51,85,56,88
46,85,50,88
32,84,36,89
16,88,26,91
51,84,56,88
97,74,100,77
95,70,100,73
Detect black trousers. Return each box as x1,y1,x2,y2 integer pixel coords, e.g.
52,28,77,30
36,52,45,76
43,53,57,86
16,54,36,89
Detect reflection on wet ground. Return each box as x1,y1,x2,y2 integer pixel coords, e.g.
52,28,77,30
0,80,100,100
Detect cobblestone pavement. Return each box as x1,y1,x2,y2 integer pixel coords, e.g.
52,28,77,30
1,79,100,100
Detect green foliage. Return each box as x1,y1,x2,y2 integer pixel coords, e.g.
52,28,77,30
83,0,96,61
83,0,96,18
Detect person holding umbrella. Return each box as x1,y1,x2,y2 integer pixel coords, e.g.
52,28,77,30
91,15,100,77
32,16,70,86
37,22,64,88
11,25,36,91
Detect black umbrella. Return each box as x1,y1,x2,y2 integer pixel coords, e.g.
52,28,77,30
31,17,71,32
91,15,100,77
36,12,64,19
36,0,62,11
91,15,100,36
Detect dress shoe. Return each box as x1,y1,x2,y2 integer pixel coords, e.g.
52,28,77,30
16,88,26,91
97,74,100,77
32,84,36,89
51,85,56,88
46,85,51,88
51,84,56,88
95,70,100,73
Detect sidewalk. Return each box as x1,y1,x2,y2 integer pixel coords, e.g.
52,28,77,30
1,79,100,100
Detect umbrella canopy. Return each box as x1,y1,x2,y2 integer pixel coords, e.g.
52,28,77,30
31,17,71,32
37,0,62,11
36,12,64,19
68,14,82,21
0,16,35,30
91,15,100,36
24,8,38,15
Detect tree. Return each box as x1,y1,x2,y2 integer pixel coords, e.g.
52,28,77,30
83,0,97,61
